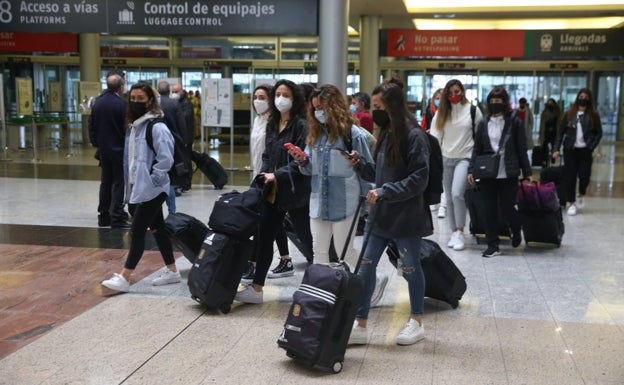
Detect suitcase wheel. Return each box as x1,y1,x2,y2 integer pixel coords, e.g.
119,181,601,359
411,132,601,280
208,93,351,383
221,304,231,314
449,299,459,309
331,360,343,374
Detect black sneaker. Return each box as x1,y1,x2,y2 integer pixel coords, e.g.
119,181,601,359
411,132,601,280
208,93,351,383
241,262,255,284
482,246,501,258
98,215,111,227
267,259,294,278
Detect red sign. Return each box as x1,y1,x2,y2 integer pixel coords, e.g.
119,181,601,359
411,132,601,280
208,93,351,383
0,32,78,53
386,29,525,58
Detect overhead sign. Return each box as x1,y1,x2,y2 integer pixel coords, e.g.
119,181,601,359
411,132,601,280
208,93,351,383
384,29,525,58
525,29,624,59
0,0,319,35
0,32,78,53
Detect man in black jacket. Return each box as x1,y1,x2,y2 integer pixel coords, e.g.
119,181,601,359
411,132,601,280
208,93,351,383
90,73,129,228
172,83,195,191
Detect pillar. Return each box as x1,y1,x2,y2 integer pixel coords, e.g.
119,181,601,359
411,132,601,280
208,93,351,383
358,15,380,95
79,33,100,145
318,0,349,89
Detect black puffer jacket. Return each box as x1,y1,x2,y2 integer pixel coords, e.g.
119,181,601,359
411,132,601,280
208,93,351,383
357,127,433,239
469,114,532,179
261,117,311,210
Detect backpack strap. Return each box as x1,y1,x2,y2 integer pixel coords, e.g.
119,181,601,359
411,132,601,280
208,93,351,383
145,117,166,154
470,104,476,138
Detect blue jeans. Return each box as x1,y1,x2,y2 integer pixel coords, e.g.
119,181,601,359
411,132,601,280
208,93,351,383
166,185,176,214
356,234,424,320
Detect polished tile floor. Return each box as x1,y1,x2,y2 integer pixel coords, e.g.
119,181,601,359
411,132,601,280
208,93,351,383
1,141,624,384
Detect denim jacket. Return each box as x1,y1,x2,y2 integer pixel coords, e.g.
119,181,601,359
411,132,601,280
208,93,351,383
299,125,373,221
125,112,174,204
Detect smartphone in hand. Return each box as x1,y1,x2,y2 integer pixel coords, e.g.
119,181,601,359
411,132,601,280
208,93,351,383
340,149,354,159
283,142,306,159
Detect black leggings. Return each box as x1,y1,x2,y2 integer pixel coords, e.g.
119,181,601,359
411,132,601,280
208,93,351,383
253,201,311,287
479,178,522,248
125,192,175,270
563,147,593,203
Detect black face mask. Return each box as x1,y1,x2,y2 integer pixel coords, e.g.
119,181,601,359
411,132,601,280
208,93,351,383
489,103,505,115
129,102,148,120
372,109,390,127
577,98,589,107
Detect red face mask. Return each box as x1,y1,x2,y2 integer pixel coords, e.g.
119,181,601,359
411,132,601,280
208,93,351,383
448,94,462,104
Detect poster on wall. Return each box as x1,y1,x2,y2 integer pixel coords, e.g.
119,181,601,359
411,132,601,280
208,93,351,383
201,78,232,128
77,81,102,115
16,78,33,116
49,82,63,112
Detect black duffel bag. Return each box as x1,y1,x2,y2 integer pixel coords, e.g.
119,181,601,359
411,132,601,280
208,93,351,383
164,212,210,263
208,187,263,240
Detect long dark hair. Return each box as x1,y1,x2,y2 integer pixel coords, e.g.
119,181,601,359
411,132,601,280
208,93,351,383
566,88,599,129
372,76,417,166
266,79,306,133
127,81,162,125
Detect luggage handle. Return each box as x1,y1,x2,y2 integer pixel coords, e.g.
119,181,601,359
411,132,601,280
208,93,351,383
353,198,381,275
338,196,365,263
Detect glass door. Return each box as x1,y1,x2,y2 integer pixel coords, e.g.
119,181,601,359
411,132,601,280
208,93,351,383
594,71,620,141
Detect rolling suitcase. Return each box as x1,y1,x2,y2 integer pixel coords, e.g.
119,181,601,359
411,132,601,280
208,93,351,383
464,186,510,244
187,230,253,313
531,145,549,167
520,207,564,247
385,239,466,309
277,198,365,373
164,212,209,263
191,150,228,189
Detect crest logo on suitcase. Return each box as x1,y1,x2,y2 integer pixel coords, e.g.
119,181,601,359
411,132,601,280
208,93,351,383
292,304,301,317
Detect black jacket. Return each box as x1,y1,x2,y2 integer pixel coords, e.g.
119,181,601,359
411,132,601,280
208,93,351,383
553,111,602,152
469,113,532,179
261,117,311,210
89,90,127,154
357,127,433,239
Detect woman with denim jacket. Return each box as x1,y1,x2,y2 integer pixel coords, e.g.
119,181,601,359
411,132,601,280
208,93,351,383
347,76,433,346
102,82,179,292
467,87,532,258
286,84,373,265
552,88,602,216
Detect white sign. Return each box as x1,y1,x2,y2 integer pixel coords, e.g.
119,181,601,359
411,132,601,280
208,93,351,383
201,78,232,128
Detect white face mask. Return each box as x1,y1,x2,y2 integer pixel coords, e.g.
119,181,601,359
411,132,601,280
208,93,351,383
253,99,269,115
275,96,293,113
314,110,326,124
170,93,180,100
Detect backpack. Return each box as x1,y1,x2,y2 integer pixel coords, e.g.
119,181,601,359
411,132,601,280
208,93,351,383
398,129,443,206
146,118,190,180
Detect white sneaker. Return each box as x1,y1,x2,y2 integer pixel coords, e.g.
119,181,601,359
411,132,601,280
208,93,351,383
151,269,181,286
447,231,458,248
101,273,130,292
396,319,425,346
437,206,447,218
429,204,438,211
576,195,585,209
370,273,389,308
234,284,263,304
348,321,368,345
453,232,465,251
567,204,577,216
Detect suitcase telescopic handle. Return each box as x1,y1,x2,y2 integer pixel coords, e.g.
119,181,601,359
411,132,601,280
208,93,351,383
339,196,365,263
353,198,381,275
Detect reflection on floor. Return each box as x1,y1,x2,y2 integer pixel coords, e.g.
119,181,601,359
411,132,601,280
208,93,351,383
1,142,623,384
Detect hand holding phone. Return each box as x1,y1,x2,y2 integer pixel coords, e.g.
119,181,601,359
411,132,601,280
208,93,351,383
340,149,354,160
284,142,306,160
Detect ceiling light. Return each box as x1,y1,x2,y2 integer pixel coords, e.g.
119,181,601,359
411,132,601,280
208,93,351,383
413,17,624,30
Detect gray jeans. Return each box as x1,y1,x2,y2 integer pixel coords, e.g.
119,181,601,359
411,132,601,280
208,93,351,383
443,157,470,230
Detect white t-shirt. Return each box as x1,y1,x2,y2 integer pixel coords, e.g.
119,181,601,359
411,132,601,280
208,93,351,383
430,102,482,159
250,113,269,176
574,111,587,148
